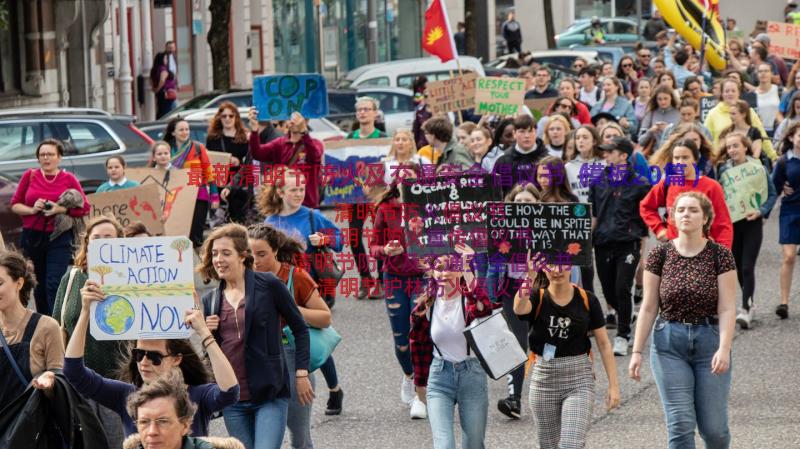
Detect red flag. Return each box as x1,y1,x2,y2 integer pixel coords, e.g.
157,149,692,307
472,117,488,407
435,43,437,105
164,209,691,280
422,0,457,63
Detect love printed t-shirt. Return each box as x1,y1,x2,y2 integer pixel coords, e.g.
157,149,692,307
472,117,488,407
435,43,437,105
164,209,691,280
519,287,606,358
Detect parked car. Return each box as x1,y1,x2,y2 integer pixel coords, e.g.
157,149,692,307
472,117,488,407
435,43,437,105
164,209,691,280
160,88,252,121
555,18,641,48
0,172,23,248
337,56,486,89
569,42,659,69
0,108,153,193
356,87,415,134
486,50,602,71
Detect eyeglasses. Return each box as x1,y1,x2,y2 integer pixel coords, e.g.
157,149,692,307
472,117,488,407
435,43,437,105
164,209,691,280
220,114,235,119
136,418,177,429
132,348,172,365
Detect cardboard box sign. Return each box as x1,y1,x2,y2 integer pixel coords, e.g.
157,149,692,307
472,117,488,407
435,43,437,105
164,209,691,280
426,73,478,114
86,184,165,235
474,77,526,116
126,168,199,237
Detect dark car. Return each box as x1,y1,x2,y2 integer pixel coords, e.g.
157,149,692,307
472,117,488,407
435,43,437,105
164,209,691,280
0,172,23,248
0,108,154,194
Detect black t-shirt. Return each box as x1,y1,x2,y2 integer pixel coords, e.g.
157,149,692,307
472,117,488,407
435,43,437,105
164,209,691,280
206,135,249,162
518,286,606,358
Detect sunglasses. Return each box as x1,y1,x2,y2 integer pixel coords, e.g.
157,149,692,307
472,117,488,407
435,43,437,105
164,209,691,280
622,64,633,68
132,348,172,365
220,114,235,119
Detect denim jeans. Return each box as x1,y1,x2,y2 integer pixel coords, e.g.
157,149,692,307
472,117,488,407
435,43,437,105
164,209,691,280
383,272,420,375
21,229,73,316
318,356,338,389
426,358,488,449
284,342,315,449
223,397,290,449
650,318,732,449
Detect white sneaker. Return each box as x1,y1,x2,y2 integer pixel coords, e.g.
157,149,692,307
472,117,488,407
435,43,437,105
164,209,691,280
410,397,428,420
736,309,752,330
613,336,629,356
400,375,415,405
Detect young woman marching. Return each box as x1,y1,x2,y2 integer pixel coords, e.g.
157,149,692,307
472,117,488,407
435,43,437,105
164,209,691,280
513,253,620,449
629,191,737,448
409,244,493,449
772,122,800,319
715,132,777,328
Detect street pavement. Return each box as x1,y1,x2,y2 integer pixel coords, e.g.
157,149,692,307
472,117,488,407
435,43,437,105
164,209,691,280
205,207,800,448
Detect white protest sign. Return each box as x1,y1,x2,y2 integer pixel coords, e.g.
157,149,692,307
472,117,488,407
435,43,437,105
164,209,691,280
88,236,195,340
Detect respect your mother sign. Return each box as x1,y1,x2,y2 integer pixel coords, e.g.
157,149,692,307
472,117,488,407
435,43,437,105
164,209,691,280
88,236,195,340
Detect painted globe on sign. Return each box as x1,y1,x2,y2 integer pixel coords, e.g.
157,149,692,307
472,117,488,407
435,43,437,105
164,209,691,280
95,295,135,335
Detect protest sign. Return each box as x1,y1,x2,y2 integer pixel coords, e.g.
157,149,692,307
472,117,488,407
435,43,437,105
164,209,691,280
401,175,502,256
253,74,329,121
474,77,526,116
487,202,593,267
86,184,165,235
87,236,195,340
321,138,392,205
699,96,719,123
207,150,232,168
127,168,199,237
766,21,800,60
426,73,478,114
524,98,554,120
718,159,769,223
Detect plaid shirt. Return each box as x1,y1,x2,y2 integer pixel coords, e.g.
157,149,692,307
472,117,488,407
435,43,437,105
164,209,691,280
409,279,493,388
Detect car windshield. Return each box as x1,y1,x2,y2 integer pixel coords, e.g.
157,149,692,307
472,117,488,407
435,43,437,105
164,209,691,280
169,93,219,115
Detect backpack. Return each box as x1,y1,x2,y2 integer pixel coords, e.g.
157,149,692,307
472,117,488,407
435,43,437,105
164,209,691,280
523,284,592,376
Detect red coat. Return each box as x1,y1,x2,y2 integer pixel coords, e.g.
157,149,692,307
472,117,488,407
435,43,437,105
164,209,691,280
368,197,426,277
249,131,324,208
639,176,733,249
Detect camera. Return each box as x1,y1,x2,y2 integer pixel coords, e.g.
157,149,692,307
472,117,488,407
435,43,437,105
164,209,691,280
43,202,53,211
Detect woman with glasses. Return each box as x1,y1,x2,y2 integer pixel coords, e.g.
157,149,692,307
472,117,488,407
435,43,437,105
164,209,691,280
63,266,239,438
752,63,783,138
537,97,581,137
11,139,90,316
557,78,592,124
616,56,642,99
207,102,253,225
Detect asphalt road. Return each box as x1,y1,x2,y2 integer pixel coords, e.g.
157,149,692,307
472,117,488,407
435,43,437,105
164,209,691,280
204,206,800,449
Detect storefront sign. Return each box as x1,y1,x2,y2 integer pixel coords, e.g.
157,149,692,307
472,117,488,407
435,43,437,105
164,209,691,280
253,74,329,120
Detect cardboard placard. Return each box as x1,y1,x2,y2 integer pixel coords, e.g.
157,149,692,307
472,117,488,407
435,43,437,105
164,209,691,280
699,96,719,123
524,98,555,121
401,175,502,256
126,168,199,237
766,21,800,60
474,77,526,116
253,74,329,121
718,160,769,223
321,138,392,205
88,236,195,340
426,73,478,114
487,202,593,267
86,184,165,235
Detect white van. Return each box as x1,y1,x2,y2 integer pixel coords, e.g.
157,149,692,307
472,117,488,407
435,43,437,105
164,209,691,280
338,56,486,90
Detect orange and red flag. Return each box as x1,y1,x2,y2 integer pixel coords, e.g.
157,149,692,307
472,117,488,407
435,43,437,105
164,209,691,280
422,0,458,63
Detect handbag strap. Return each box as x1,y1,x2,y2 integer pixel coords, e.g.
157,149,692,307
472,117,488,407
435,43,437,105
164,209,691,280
0,326,29,388
60,267,79,330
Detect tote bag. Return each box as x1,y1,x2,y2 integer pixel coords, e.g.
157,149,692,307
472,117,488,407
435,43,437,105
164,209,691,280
463,309,527,380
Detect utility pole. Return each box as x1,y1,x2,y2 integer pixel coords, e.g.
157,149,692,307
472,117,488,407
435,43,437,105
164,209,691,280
117,0,133,114
367,0,378,63
141,0,155,121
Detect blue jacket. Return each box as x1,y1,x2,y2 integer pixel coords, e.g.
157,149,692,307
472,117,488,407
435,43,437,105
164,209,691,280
202,270,310,404
590,96,638,133
772,150,800,214
265,206,343,254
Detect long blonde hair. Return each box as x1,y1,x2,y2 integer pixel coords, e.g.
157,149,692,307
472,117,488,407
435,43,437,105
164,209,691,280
256,168,306,216
385,129,418,162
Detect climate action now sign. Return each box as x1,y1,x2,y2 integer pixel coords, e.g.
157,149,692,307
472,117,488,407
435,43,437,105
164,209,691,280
253,74,329,121
474,77,525,116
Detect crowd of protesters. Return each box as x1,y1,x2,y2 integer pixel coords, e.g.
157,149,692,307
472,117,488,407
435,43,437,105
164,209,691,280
3,8,800,449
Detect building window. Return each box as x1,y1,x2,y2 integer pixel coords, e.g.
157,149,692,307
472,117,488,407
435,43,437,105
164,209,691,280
0,0,20,93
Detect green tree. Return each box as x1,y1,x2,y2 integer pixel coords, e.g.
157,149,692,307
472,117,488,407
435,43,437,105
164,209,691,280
91,265,113,285
208,0,232,90
171,238,191,263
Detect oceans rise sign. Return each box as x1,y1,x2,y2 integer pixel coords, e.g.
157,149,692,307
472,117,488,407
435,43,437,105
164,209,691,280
253,74,329,121
718,160,769,223
487,202,593,267
426,73,478,114
322,138,392,205
474,77,525,116
402,175,502,256
766,21,800,60
88,237,195,341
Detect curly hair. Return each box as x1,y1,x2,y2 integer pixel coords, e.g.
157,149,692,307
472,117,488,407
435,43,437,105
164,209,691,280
650,123,714,169
0,250,37,307
196,223,254,281
255,168,306,217
206,101,248,144
715,131,753,166
118,339,212,389
73,215,124,271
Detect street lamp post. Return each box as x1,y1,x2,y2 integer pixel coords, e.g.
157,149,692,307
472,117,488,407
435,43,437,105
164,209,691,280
117,0,133,114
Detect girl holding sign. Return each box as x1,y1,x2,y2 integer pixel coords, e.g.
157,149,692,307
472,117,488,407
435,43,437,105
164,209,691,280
513,251,619,449
715,132,777,329
199,224,311,449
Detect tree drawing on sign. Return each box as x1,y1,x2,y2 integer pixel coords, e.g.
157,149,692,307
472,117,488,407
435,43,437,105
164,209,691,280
91,265,113,285
171,238,191,263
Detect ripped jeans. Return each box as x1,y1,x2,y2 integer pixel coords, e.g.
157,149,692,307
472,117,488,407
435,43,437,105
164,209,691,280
383,272,423,375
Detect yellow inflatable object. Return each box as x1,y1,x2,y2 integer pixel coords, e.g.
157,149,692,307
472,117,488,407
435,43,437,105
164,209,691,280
655,0,727,71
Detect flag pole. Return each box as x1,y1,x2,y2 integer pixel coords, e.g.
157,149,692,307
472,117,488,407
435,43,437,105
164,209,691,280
448,67,464,123
699,1,709,73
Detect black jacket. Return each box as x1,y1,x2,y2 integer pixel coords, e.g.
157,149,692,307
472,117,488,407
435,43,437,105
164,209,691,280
202,269,310,404
0,373,108,449
493,139,547,197
588,166,650,246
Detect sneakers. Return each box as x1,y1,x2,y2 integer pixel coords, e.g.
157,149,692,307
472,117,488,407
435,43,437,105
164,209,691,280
606,311,617,329
736,308,753,329
400,375,416,405
776,304,789,319
613,336,629,356
325,388,344,415
358,285,370,300
497,396,521,419
410,397,427,419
